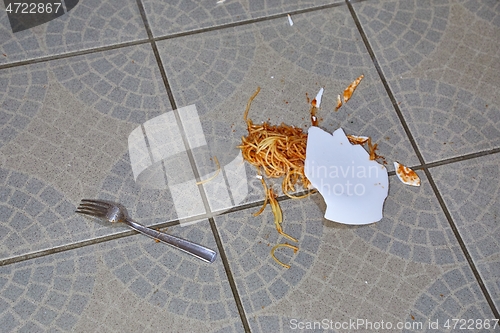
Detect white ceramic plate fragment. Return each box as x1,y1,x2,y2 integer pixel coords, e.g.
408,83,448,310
305,127,389,225
313,87,324,108
394,162,420,186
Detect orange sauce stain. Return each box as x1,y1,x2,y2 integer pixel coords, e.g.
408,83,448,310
347,135,369,145
395,162,420,186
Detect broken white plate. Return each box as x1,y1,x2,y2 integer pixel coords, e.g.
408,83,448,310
305,127,389,225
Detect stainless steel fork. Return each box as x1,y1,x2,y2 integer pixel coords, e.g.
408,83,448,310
76,199,217,263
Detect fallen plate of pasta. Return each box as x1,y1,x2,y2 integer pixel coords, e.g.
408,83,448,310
238,76,420,269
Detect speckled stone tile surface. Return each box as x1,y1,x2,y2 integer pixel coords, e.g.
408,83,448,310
0,44,180,261
431,154,500,310
0,221,244,333
0,0,148,65
1,0,499,332
214,174,496,333
142,0,342,37
353,0,500,162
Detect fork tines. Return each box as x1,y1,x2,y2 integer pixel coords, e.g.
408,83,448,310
75,199,109,218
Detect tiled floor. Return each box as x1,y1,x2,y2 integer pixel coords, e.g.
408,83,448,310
0,0,499,332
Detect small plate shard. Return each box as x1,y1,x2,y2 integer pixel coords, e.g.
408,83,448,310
347,135,369,145
312,87,324,108
394,162,420,186
305,127,389,225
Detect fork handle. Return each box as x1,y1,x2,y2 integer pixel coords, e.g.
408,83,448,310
124,219,217,263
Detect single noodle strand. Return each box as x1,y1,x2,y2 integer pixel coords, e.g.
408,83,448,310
271,243,299,269
196,157,221,185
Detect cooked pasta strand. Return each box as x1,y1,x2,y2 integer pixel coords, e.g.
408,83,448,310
196,157,221,185
253,170,269,217
271,243,299,269
268,188,298,243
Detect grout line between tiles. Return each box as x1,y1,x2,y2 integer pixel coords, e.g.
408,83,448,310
395,147,500,174
134,0,215,222
0,39,151,70
135,1,251,328
4,147,500,268
347,0,370,4
0,215,215,267
0,231,133,267
151,2,346,43
346,0,427,167
134,0,176,110
208,217,252,333
422,148,500,169
0,2,347,71
424,171,500,319
135,0,214,215
347,0,500,319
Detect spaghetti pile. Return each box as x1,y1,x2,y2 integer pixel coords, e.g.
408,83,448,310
238,87,311,199
238,87,313,268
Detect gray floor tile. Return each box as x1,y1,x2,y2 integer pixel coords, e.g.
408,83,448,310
214,173,496,332
0,0,147,65
142,0,340,37
0,44,197,260
158,6,420,212
0,220,244,332
354,0,500,162
430,153,500,310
